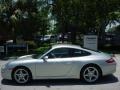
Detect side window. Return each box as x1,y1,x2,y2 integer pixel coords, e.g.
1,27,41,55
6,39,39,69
46,48,91,58
71,49,91,57
47,48,69,58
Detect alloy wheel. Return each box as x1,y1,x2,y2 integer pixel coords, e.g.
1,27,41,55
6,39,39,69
83,66,99,83
14,68,30,84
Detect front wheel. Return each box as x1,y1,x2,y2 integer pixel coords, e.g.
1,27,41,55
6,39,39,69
81,66,100,83
12,67,31,84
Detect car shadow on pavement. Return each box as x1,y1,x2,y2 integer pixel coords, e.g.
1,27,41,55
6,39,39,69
1,75,119,86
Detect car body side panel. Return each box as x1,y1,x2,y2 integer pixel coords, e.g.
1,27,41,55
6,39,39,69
35,58,75,78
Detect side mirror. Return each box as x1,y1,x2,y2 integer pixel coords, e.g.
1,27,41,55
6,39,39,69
43,56,48,62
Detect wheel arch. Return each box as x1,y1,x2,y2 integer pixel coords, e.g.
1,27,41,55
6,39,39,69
11,65,33,80
80,63,103,78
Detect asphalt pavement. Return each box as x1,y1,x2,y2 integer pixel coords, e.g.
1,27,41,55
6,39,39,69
0,55,120,90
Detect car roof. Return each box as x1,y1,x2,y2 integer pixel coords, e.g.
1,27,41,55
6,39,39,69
52,44,82,49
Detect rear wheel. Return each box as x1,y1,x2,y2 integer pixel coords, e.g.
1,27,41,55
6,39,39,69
81,66,100,83
12,67,31,84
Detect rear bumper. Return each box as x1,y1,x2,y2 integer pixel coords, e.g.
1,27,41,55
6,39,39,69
102,62,116,76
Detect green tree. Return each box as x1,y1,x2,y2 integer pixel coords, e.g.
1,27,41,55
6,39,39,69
0,0,12,42
0,0,50,42
52,0,120,44
36,0,50,37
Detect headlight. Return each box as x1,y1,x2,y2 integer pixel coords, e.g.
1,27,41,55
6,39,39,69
1,64,7,73
1,61,11,69
1,64,7,69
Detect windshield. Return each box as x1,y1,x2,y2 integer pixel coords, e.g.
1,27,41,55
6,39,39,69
32,47,51,59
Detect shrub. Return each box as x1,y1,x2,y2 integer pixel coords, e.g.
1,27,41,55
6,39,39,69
26,41,37,49
35,46,51,54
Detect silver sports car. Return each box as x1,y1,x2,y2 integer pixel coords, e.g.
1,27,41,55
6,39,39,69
1,44,116,84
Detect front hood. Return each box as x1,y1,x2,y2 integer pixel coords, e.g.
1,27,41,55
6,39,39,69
7,54,37,66
4,54,39,69
8,54,33,62
17,54,33,60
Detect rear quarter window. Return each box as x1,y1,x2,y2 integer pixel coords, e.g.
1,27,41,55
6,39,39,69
71,49,91,57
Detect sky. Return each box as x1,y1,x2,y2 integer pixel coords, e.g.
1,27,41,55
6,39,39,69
105,21,120,32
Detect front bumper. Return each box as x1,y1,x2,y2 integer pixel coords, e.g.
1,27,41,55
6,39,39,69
1,67,12,80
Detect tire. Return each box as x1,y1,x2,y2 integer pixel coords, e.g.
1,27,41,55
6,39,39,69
12,67,32,84
81,65,101,83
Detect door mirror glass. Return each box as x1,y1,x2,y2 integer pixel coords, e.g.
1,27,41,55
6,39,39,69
43,56,48,60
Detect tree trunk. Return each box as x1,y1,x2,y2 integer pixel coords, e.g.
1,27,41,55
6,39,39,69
70,26,77,44
12,28,16,43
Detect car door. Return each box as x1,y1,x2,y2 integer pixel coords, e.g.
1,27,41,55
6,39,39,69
35,48,74,77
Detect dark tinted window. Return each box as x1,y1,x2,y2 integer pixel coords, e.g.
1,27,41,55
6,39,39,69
47,48,69,58
70,49,91,57
46,48,91,59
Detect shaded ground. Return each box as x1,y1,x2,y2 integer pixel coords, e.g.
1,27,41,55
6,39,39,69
1,75,118,86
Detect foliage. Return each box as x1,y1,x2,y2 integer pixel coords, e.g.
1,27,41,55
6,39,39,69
0,0,50,42
35,46,50,54
0,0,120,45
52,0,120,43
108,25,120,34
26,40,37,48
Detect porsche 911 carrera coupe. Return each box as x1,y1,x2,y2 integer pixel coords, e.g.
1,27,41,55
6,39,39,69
1,44,116,84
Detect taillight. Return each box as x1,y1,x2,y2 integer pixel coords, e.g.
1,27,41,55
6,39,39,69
106,58,115,63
